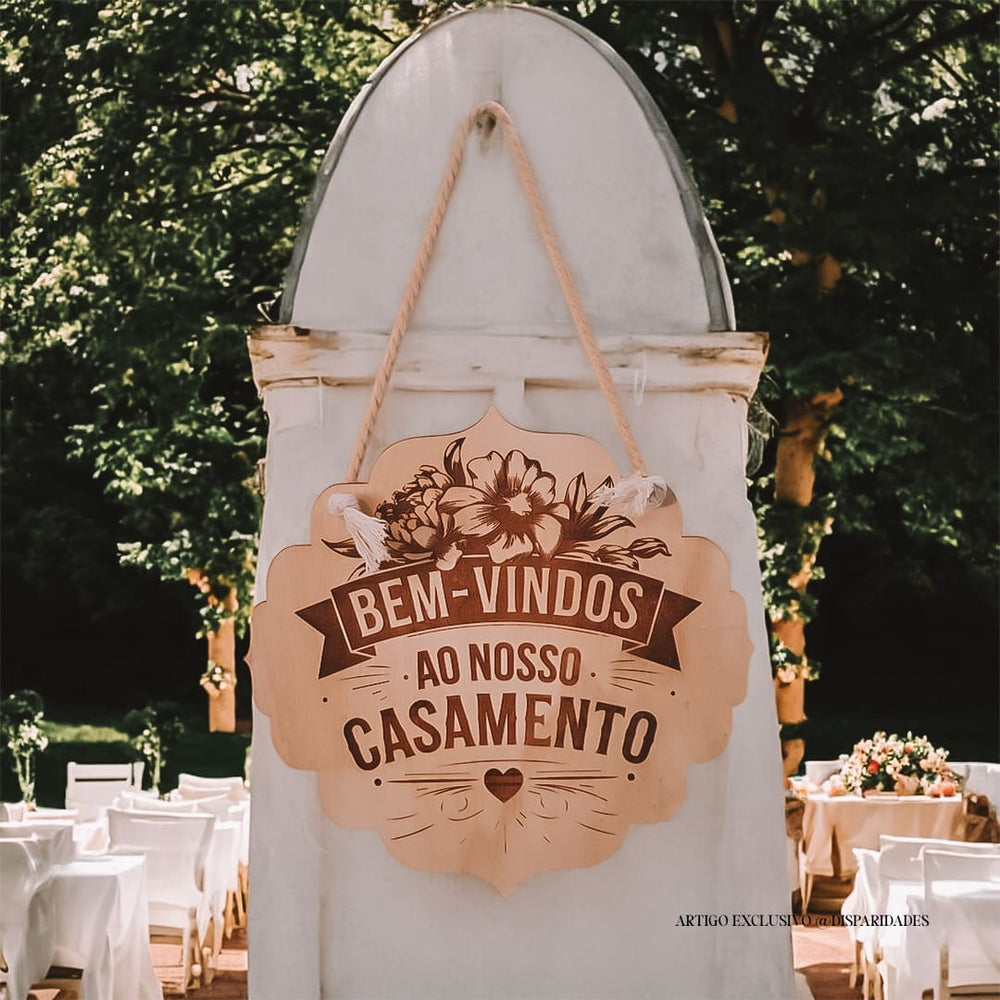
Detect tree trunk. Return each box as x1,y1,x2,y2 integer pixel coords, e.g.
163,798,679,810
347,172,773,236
772,388,842,774
207,597,238,733
187,570,239,733
687,3,846,776
208,590,236,733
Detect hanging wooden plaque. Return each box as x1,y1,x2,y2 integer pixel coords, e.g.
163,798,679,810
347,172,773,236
249,409,750,893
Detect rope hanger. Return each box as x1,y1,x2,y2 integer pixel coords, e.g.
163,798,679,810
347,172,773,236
336,100,666,571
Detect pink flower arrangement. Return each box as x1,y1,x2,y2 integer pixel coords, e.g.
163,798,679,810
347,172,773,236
837,731,960,796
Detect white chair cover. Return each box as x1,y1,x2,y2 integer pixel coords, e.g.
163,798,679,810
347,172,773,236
804,759,842,787
878,834,1000,877
201,820,243,963
66,762,144,821
0,801,26,822
872,839,1000,1000
47,854,164,1000
28,807,79,822
117,793,203,814
106,808,216,947
173,783,248,804
177,773,246,794
167,792,250,867
922,849,1000,993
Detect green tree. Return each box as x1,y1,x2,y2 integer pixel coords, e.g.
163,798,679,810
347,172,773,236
3,2,996,748
572,0,998,764
1,0,421,720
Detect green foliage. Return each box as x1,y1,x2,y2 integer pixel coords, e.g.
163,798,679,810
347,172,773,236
42,720,128,743
2,704,250,808
122,701,185,748
778,720,809,742
0,689,45,730
755,486,834,622
123,699,185,790
1,1,410,628
561,0,998,675
768,629,820,685
2,1,996,691
1,689,49,803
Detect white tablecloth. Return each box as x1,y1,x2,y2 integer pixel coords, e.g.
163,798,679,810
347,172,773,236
0,822,76,867
881,880,1000,1000
0,840,55,1000
49,853,163,1000
802,794,965,877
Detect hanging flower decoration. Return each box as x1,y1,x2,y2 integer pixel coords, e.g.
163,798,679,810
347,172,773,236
200,662,231,698
324,438,670,572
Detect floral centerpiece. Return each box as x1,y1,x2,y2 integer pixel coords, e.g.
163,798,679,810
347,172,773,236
199,662,231,699
123,701,185,794
0,689,49,807
834,730,959,797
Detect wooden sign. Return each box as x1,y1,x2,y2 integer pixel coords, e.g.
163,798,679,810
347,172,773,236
249,409,750,893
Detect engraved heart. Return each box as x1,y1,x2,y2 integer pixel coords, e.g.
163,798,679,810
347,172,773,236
484,767,523,802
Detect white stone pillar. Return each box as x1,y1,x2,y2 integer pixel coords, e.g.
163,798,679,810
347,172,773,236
247,7,792,998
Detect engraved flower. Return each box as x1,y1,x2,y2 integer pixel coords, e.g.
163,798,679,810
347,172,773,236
375,466,462,570
323,441,468,571
439,450,569,563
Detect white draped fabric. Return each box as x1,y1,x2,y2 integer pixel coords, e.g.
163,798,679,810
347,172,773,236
881,876,1000,999
248,7,790,999
842,837,1000,1000
0,844,162,1000
802,795,965,878
49,854,164,1000
0,838,56,1000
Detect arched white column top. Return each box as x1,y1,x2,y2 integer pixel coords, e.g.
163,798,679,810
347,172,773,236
280,4,736,338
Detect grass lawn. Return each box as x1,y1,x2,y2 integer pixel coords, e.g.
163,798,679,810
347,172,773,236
1,702,250,807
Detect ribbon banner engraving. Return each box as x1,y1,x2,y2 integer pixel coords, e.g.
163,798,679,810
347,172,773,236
249,410,751,894
298,557,701,678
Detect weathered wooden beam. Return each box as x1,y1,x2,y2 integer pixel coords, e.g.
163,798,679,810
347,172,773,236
248,325,768,399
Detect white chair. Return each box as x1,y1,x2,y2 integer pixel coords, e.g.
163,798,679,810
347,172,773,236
107,807,215,995
65,761,144,820
176,773,247,797
171,782,250,930
964,763,1000,798
200,813,244,974
857,837,999,1000
923,848,1000,999
804,759,843,787
0,839,56,1000
174,794,249,931
878,834,1000,879
116,792,203,814
0,802,26,822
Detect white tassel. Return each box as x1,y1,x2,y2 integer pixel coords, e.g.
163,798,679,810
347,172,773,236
327,493,389,574
592,474,668,518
